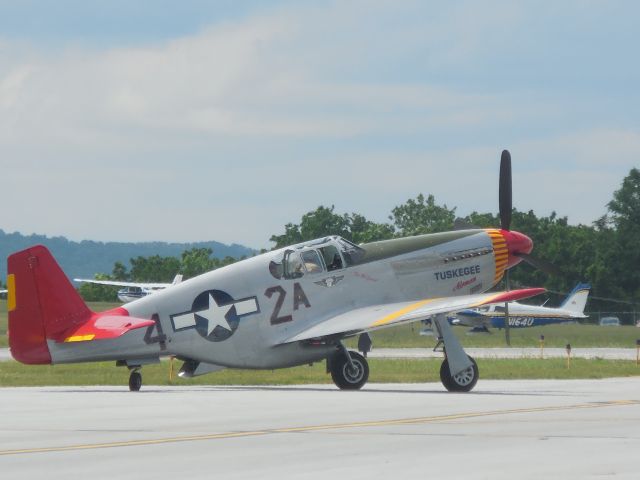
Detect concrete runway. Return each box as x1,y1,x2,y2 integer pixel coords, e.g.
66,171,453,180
1,379,639,479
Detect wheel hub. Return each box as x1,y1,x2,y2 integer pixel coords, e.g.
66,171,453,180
344,362,364,383
453,366,475,386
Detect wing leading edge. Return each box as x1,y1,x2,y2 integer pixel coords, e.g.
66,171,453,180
283,288,545,344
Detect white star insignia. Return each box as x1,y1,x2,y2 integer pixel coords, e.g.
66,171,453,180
195,294,233,336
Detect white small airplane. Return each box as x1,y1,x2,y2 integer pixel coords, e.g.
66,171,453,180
74,275,183,303
451,283,590,333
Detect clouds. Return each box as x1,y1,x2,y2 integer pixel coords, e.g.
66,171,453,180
0,1,639,247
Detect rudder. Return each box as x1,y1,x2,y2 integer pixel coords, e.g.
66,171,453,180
559,283,591,315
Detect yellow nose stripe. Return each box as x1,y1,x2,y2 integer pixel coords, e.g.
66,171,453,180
7,274,16,312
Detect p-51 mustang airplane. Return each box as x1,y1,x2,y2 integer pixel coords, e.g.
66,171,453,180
7,151,547,393
451,283,591,333
73,275,183,303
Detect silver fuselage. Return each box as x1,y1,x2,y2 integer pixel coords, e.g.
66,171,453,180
49,229,505,368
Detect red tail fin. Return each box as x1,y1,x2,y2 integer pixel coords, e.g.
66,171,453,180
8,245,93,364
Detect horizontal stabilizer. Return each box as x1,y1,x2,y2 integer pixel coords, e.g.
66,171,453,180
61,312,156,343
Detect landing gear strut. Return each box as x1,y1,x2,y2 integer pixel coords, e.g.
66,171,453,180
432,314,479,392
329,344,369,390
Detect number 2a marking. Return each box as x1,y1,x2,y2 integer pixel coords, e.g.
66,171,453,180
264,286,292,325
264,283,311,325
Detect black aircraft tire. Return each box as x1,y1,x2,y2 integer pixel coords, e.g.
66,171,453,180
440,356,479,392
129,371,142,392
330,351,369,390
439,362,455,391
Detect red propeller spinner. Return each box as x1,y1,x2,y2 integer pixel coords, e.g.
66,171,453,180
500,229,533,269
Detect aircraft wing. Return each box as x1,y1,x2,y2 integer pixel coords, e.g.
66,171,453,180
284,288,545,343
74,278,171,289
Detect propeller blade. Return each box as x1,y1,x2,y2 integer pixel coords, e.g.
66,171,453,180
504,268,511,346
515,252,559,276
499,149,512,231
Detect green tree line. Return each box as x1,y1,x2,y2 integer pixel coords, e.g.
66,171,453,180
78,248,238,301
81,168,640,321
269,169,640,318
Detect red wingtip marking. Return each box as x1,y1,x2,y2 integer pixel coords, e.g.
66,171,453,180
488,288,546,304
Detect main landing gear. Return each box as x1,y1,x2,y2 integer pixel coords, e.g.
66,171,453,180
439,355,478,392
329,343,369,390
327,320,479,392
432,314,479,392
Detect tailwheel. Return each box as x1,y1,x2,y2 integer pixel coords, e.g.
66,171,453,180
440,355,478,392
129,370,142,392
330,350,369,390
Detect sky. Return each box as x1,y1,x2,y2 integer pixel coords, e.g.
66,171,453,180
1,0,639,249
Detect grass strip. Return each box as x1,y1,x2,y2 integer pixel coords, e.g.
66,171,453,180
1,357,639,387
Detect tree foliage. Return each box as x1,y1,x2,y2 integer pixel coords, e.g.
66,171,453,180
77,273,118,302
269,206,394,249
267,169,640,318
129,255,181,283
78,248,243,301
181,248,236,279
390,193,457,236
601,168,640,300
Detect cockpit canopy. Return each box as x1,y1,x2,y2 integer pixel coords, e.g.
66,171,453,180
268,236,365,279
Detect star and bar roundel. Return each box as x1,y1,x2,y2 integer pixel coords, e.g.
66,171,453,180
170,290,260,342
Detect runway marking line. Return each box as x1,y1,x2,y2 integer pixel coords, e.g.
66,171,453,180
1,400,638,457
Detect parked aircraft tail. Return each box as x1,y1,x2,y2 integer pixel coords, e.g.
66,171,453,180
7,245,153,365
559,283,591,315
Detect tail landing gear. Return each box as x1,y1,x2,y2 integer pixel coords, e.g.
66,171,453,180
128,368,142,392
117,358,160,391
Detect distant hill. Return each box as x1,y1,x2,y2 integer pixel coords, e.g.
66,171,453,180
0,229,256,282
